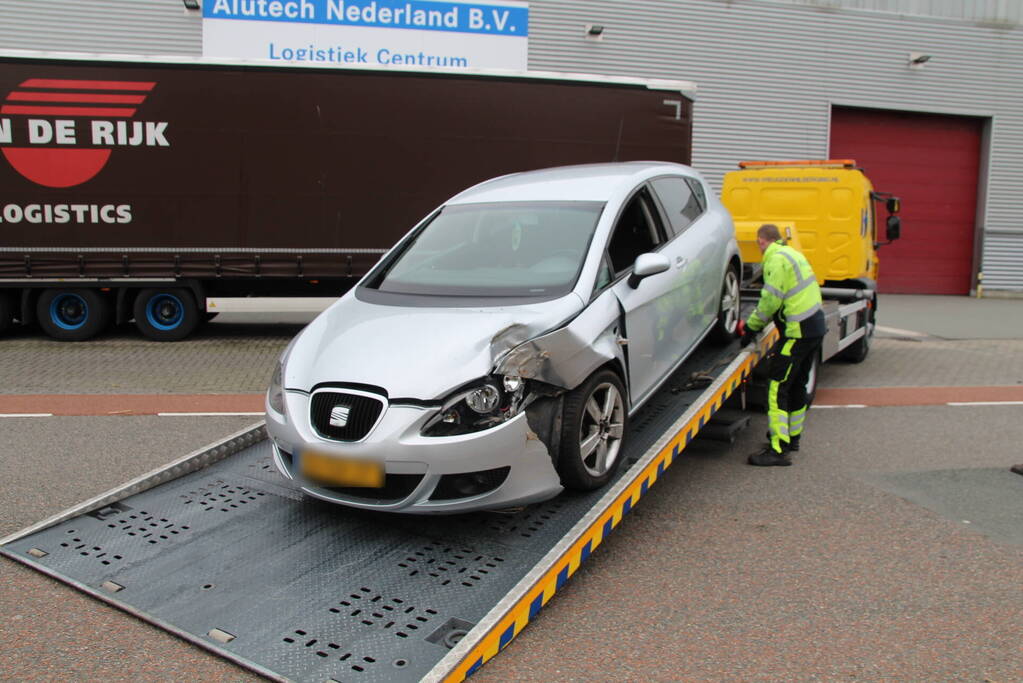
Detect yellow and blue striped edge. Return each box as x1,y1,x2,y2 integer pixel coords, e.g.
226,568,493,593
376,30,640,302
424,329,779,682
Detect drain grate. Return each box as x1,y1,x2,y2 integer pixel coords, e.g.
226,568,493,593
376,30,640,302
281,628,381,673
57,528,125,566
398,544,504,587
108,511,191,546
329,587,439,639
180,480,266,512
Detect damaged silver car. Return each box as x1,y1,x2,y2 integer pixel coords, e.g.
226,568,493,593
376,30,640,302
265,162,741,513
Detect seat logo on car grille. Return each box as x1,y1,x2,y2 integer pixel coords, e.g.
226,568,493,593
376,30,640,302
329,405,351,428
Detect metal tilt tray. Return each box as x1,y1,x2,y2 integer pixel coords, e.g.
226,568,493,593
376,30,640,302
1,330,778,683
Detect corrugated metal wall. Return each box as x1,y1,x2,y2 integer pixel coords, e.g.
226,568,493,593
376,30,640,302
0,0,201,55
756,0,1023,24
0,0,1020,290
526,0,1023,291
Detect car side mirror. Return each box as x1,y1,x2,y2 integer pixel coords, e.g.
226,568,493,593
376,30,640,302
627,252,670,288
886,215,901,242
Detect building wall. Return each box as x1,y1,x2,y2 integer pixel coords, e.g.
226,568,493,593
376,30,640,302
0,0,1020,290
528,1,1022,291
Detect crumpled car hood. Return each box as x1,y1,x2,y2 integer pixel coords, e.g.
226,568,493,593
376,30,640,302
283,291,585,400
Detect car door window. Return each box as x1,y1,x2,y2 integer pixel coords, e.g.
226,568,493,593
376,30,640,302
607,189,666,274
651,176,706,236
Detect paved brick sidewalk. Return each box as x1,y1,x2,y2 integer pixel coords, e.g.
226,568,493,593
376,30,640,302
0,333,292,394
821,337,1023,388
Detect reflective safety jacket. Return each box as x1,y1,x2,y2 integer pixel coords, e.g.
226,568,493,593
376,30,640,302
746,241,826,339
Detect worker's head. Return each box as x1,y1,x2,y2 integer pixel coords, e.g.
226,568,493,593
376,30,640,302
756,223,783,252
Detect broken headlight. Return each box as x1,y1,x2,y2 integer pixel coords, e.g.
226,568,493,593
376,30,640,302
422,375,526,437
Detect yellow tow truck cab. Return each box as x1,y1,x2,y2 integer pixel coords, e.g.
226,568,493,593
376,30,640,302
721,159,900,288
720,160,902,365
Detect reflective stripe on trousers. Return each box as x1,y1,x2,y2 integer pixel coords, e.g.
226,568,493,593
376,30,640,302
766,339,797,453
789,406,807,437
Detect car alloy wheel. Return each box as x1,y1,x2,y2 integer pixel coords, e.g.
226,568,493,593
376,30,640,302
711,265,741,344
557,369,629,491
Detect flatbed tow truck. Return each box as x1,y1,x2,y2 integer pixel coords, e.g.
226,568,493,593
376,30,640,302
0,160,899,682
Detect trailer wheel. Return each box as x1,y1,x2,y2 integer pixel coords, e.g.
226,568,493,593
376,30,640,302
133,288,199,341
709,264,741,345
36,288,111,341
557,369,628,491
0,293,14,334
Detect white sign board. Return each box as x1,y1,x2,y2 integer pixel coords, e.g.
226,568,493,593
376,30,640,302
202,0,529,70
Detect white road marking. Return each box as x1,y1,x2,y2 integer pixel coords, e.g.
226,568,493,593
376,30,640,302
157,412,265,417
875,325,928,337
812,404,867,409
0,413,53,417
946,401,1023,407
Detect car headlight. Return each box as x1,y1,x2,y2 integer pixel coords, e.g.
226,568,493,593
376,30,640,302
466,384,500,413
267,362,285,415
423,376,526,437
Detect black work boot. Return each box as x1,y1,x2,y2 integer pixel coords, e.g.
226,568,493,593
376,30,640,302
789,434,800,452
747,445,792,467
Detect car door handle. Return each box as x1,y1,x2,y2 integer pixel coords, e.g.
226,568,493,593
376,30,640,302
675,256,688,270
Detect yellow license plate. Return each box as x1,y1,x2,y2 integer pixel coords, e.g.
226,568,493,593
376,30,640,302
301,451,384,488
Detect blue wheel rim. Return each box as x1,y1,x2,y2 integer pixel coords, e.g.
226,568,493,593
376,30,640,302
50,293,89,330
145,293,185,331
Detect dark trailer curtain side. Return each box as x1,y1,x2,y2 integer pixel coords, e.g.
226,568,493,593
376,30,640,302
0,53,694,339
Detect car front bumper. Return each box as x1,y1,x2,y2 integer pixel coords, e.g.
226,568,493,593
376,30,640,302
265,390,563,514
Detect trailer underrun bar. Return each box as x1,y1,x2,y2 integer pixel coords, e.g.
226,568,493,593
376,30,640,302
0,330,777,683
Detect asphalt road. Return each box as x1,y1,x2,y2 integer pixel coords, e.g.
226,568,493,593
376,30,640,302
1,295,1022,681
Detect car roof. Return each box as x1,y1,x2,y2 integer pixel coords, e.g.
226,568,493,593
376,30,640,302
446,161,696,205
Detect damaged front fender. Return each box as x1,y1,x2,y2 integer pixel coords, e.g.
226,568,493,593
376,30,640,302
494,289,627,392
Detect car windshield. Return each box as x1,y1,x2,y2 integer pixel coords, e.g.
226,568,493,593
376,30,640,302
371,201,604,297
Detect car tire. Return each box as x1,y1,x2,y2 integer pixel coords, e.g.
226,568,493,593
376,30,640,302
133,288,200,341
709,264,741,345
36,288,111,341
557,369,628,491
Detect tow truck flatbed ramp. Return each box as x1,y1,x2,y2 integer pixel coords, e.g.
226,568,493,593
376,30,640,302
1,333,775,683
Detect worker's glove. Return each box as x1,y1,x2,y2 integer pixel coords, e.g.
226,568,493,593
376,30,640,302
737,320,755,347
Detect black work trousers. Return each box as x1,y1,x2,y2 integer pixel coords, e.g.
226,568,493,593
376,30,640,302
766,335,823,453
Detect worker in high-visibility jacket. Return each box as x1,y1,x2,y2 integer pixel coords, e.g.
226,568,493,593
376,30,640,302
738,223,826,466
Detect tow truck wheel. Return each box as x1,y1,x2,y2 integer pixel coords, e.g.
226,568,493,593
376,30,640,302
805,349,820,405
710,264,741,345
133,288,200,341
838,295,875,363
37,288,111,341
558,369,628,491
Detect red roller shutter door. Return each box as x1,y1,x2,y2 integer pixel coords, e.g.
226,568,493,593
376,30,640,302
830,107,983,295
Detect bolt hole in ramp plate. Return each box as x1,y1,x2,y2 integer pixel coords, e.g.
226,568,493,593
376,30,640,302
1,329,775,682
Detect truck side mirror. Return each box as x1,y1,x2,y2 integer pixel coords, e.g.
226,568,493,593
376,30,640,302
886,197,901,214
886,215,901,242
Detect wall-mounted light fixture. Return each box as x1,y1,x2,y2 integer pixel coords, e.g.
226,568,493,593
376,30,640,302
585,24,604,41
182,0,201,10
908,52,932,69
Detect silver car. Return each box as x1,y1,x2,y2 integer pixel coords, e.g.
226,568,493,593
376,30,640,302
265,162,741,513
